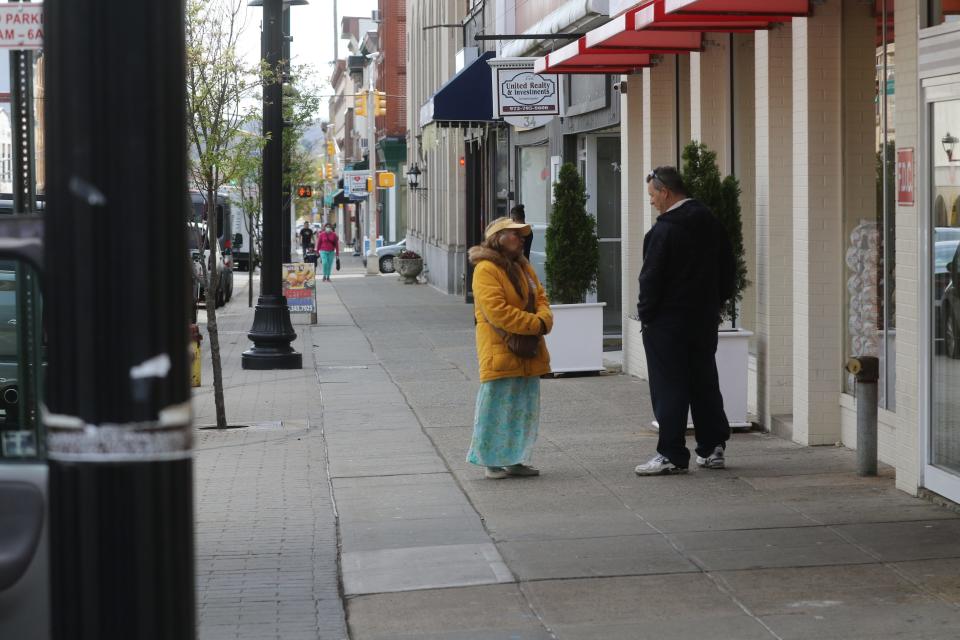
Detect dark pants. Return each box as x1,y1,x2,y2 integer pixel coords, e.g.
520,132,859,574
641,315,730,468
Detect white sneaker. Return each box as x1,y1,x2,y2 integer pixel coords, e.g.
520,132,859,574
696,445,725,469
634,454,688,476
485,466,509,479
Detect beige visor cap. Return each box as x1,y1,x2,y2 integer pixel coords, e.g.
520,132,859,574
484,217,532,240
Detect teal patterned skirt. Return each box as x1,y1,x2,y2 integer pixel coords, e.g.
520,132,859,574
467,376,540,468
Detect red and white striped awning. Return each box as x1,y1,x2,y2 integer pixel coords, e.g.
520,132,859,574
535,11,702,75
534,39,655,74
633,0,808,32
534,0,809,74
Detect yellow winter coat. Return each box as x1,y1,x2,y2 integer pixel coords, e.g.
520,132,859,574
470,246,553,382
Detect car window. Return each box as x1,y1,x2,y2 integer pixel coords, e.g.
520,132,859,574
935,241,959,272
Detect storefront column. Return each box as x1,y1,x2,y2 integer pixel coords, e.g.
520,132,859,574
621,74,644,377
625,57,678,379
755,26,793,434
792,0,843,445
690,36,731,171
892,0,920,495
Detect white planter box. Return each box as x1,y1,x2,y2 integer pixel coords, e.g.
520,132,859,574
651,327,754,430
717,328,753,428
544,303,606,373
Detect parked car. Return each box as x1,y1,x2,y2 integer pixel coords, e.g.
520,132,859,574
938,240,960,356
188,222,231,309
189,191,234,304
372,238,406,274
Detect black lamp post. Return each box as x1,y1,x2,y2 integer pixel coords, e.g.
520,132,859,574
242,0,302,369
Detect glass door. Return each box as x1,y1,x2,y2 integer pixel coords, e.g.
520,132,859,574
927,84,960,501
595,137,622,336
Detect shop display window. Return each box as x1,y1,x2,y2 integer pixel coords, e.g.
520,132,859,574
843,2,896,407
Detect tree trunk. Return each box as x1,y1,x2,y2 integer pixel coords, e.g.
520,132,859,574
248,206,254,307
205,187,227,429
204,285,227,428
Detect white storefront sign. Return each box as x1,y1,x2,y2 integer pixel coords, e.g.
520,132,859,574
343,171,368,198
488,57,562,129
0,5,43,50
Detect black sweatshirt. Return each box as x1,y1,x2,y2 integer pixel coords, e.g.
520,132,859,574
636,199,736,325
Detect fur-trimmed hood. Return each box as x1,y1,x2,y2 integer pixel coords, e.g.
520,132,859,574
468,245,531,297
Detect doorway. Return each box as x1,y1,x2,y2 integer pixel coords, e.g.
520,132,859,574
926,81,960,502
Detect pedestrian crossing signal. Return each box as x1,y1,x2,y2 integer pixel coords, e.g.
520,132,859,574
297,185,313,198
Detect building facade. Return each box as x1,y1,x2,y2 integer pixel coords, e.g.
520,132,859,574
405,0,960,504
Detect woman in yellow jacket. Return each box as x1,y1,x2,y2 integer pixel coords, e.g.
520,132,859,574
467,217,553,479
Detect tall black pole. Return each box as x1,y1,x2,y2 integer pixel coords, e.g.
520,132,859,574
243,0,302,369
281,5,292,263
44,1,195,638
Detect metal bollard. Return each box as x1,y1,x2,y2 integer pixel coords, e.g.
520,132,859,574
845,355,879,476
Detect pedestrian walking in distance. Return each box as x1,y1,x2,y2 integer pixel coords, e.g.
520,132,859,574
467,217,553,479
315,223,339,282
510,204,533,260
634,166,736,476
299,221,314,254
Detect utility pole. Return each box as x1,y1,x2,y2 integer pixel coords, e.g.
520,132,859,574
366,54,379,275
243,0,302,369
44,1,195,638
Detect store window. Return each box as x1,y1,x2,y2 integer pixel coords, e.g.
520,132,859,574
928,0,960,27
517,144,549,282
843,3,896,407
931,98,960,476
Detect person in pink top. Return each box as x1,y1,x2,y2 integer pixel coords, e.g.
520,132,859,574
315,223,340,281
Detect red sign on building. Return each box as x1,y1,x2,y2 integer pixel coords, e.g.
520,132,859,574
897,148,915,206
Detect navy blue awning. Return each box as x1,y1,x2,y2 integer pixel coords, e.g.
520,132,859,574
419,51,496,128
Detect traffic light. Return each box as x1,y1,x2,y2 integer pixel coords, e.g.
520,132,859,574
374,91,387,117
317,165,325,180
326,163,333,179
326,141,335,156
296,185,313,198
354,91,367,117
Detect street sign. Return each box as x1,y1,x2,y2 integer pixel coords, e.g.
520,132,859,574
344,172,368,198
0,5,43,50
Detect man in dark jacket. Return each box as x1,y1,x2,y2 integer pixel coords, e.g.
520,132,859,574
634,166,736,476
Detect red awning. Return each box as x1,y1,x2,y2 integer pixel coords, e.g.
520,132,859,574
534,38,654,74
534,0,810,75
586,10,702,50
634,0,808,32
536,9,703,75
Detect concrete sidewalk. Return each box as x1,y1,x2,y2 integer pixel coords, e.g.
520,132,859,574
193,257,960,640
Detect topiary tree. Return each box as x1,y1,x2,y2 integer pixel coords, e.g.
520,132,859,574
681,141,749,325
545,163,600,304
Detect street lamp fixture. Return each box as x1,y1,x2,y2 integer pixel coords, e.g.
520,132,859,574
943,132,959,162
406,163,423,190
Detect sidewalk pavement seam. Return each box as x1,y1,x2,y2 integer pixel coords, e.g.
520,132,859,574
825,522,960,613
313,371,351,638
534,431,785,639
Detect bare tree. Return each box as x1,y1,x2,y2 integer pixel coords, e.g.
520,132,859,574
186,0,262,428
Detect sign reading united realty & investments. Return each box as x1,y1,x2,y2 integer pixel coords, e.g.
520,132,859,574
489,58,561,120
